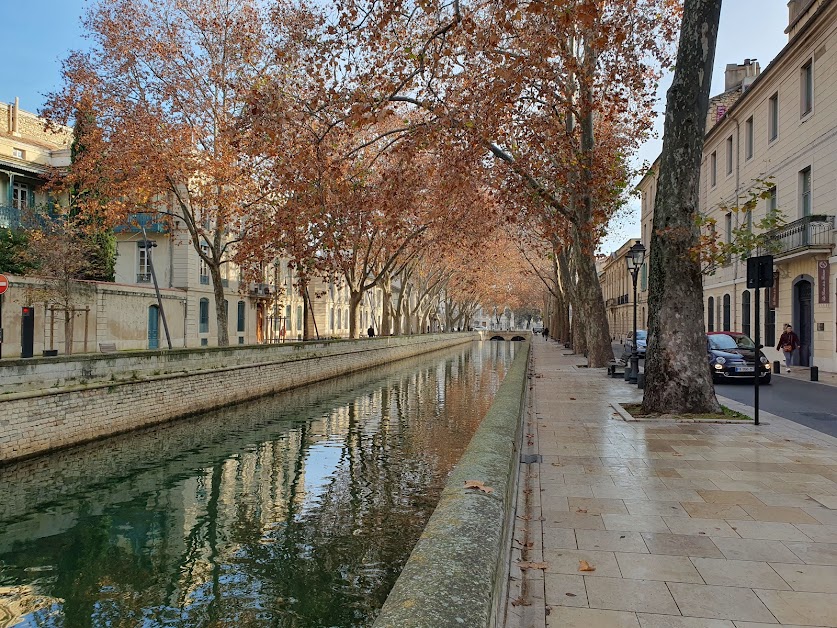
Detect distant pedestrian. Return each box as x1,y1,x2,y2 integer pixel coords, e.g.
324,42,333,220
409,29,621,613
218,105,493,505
542,327,549,340
776,323,799,373
367,326,375,338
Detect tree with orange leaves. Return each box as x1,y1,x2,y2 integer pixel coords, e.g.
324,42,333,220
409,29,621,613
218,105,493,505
324,0,680,365
43,0,294,346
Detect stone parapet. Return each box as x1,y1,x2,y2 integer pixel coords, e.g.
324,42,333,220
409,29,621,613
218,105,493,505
373,340,530,628
0,333,477,463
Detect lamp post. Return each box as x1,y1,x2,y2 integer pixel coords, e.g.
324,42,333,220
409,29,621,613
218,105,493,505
624,241,646,384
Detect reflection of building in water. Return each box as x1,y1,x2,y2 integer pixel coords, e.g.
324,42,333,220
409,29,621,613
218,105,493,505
0,586,62,628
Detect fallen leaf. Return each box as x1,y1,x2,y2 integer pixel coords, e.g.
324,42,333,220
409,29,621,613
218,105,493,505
518,561,549,570
551,463,563,467
576,508,588,514
619,535,626,539
464,480,494,494
565,593,577,597
569,397,576,400
578,560,596,572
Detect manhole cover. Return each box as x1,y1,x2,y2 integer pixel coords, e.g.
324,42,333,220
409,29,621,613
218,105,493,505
520,454,542,464
801,412,837,421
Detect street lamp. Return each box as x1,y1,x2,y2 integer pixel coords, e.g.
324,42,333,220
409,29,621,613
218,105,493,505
624,241,646,384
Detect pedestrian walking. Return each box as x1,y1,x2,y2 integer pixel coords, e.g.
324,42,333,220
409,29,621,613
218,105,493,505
776,323,800,373
542,327,549,340
367,326,375,338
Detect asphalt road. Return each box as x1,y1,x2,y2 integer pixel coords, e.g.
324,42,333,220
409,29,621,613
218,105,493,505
610,341,837,438
715,375,837,438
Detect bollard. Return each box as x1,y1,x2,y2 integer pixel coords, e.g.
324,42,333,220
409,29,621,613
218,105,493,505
811,366,819,382
624,367,632,381
773,360,781,375
637,373,645,389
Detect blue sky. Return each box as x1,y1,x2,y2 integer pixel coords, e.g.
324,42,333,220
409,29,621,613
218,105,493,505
1,1,790,254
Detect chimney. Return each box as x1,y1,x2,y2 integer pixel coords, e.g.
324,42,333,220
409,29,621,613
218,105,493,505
12,96,19,135
788,0,800,24
725,59,761,91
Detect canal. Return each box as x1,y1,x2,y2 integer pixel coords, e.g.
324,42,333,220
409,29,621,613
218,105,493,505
0,340,518,627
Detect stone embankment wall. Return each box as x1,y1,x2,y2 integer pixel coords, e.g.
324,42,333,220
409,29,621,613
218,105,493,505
0,333,476,463
374,340,530,628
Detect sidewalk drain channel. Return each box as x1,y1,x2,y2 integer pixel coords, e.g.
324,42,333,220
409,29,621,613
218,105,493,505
520,454,542,464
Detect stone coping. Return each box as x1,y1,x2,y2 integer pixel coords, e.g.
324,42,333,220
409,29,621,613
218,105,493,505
373,341,530,628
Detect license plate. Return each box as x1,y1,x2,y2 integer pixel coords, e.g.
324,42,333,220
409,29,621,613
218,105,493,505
735,366,754,373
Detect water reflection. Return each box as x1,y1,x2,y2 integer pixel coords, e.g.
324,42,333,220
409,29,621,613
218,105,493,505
0,341,516,627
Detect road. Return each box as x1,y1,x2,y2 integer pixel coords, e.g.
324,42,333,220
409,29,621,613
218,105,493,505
715,375,837,438
610,341,837,438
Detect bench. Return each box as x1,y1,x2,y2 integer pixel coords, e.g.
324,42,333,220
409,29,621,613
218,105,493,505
99,343,117,353
607,360,627,378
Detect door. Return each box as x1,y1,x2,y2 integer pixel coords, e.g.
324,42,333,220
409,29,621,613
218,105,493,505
794,280,813,366
148,305,159,350
256,303,264,344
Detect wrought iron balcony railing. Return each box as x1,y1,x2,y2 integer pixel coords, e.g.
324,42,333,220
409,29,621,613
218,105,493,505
136,273,152,283
763,214,835,258
0,205,21,229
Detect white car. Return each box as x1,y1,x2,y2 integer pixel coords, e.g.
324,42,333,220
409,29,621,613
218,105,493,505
472,325,488,331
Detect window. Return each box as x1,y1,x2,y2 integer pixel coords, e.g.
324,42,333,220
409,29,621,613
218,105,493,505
725,213,732,264
12,148,25,160
722,294,731,331
707,297,715,332
285,304,291,321
137,243,151,283
296,305,303,330
800,167,812,216
199,298,209,333
199,245,210,284
742,291,751,337
801,59,813,116
746,209,753,233
710,151,717,187
765,291,776,345
12,182,28,210
224,300,229,330
767,186,778,214
726,136,733,175
745,117,754,160
330,307,335,330
768,93,778,141
237,301,245,332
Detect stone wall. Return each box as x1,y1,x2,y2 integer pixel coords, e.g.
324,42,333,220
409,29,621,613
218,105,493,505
0,333,476,463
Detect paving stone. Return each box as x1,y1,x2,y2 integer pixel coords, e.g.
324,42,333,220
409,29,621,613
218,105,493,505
546,606,640,628
667,583,776,623
696,490,765,506
739,505,820,524
575,529,648,554
727,521,812,542
754,589,837,626
709,537,803,563
601,514,670,533
783,541,837,565
615,552,703,583
544,573,588,607
662,517,741,538
637,615,734,628
641,533,724,558
768,563,837,593
584,576,680,615
690,557,790,590
541,548,621,577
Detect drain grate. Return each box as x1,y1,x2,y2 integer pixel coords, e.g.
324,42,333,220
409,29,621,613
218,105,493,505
520,454,542,464
801,412,837,422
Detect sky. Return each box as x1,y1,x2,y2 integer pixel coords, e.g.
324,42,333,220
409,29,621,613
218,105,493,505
0,1,791,254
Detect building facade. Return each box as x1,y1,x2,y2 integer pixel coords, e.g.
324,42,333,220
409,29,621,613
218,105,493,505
637,0,837,371
599,239,645,341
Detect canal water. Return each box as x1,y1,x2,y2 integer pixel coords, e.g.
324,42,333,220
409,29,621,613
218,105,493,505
0,340,518,627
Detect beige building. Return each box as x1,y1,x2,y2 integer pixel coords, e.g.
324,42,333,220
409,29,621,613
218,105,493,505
599,239,646,341
637,0,837,372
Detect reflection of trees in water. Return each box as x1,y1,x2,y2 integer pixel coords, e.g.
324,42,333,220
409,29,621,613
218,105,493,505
0,343,514,627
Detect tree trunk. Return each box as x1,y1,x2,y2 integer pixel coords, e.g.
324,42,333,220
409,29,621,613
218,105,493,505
643,0,722,414
209,264,229,346
381,276,393,335
349,289,363,338
64,309,74,355
572,237,613,366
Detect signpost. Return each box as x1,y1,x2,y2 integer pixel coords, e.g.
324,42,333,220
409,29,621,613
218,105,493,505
747,255,774,426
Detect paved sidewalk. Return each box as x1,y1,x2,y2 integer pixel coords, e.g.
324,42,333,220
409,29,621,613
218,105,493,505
505,338,837,628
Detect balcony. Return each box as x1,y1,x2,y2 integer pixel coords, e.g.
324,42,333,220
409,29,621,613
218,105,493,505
606,298,617,308
136,273,152,283
114,213,169,234
249,283,272,297
764,214,835,260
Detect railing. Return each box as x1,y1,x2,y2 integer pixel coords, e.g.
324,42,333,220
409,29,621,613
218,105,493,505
113,213,169,234
0,205,21,229
606,298,617,308
249,283,271,296
764,214,835,257
136,273,152,283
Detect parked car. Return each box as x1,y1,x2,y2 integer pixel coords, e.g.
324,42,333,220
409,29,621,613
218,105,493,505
624,330,647,358
707,331,771,384
472,325,488,331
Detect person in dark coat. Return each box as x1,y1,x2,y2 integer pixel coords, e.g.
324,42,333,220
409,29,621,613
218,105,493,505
542,327,549,340
367,326,375,338
776,323,800,372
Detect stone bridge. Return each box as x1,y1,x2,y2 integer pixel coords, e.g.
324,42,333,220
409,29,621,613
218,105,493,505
476,330,531,341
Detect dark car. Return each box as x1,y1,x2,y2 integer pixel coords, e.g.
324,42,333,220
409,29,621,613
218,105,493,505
707,332,771,384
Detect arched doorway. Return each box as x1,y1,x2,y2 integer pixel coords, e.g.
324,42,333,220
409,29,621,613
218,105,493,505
256,303,265,344
148,305,160,349
794,278,814,366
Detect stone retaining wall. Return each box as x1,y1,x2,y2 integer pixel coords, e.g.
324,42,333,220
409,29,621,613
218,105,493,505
373,340,530,628
0,333,476,463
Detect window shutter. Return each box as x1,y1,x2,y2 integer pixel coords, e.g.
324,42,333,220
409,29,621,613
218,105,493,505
28,190,35,208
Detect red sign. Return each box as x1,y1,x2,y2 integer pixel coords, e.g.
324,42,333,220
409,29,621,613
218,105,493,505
0,274,8,295
819,261,831,304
